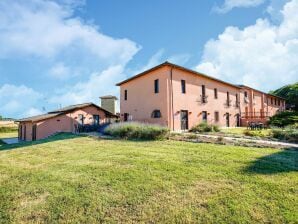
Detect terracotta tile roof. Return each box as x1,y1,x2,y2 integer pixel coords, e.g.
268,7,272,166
17,102,118,123
100,95,118,99
116,61,241,89
16,112,62,122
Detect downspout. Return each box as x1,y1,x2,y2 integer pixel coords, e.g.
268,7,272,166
170,67,174,131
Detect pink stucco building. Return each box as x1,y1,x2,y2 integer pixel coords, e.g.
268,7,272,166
117,62,285,130
17,103,117,141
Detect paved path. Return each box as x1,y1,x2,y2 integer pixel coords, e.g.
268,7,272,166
194,134,298,148
1,138,19,144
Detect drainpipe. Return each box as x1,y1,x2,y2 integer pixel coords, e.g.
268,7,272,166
170,67,174,131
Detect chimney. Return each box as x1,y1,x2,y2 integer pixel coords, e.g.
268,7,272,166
100,95,118,114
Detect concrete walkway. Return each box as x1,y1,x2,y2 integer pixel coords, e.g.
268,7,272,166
1,138,19,144
194,134,298,148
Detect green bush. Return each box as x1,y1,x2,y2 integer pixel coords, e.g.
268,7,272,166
271,127,298,143
104,122,169,140
269,111,298,127
190,122,220,133
0,126,18,133
243,129,269,137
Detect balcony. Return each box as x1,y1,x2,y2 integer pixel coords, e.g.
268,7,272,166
241,112,271,119
196,95,208,104
225,99,232,107
235,101,240,108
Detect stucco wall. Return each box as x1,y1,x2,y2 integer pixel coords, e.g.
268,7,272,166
119,66,170,126
118,65,286,130
170,68,241,129
19,105,109,141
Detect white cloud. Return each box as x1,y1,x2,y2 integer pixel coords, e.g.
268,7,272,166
49,65,124,108
48,63,72,80
214,0,266,13
0,0,140,65
0,84,43,118
196,0,298,92
0,0,141,117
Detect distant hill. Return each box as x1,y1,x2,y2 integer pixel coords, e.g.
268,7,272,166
270,82,298,111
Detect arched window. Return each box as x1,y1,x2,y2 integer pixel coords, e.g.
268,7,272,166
151,110,161,118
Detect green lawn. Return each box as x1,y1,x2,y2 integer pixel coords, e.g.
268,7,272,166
0,134,297,223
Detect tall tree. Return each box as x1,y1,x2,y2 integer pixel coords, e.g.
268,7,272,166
270,82,298,111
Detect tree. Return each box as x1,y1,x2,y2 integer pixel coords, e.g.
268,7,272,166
270,82,298,111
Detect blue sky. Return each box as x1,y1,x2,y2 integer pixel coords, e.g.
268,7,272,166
0,0,297,118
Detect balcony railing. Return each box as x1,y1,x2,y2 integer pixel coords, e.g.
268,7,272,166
235,101,240,108
241,112,271,119
196,95,208,104
225,99,232,107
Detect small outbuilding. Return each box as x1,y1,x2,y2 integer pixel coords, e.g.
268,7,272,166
17,102,118,141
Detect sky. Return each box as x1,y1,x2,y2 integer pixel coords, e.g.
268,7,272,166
0,0,297,118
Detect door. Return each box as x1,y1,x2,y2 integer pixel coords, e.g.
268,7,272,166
226,113,230,127
124,113,129,122
180,110,189,130
236,114,241,127
93,115,100,125
32,124,37,141
202,111,207,122
24,125,26,141
78,114,84,125
19,125,22,140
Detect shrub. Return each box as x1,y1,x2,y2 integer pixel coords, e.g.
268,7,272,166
271,127,298,143
268,111,298,127
243,129,268,137
190,122,220,133
104,122,169,140
0,126,18,133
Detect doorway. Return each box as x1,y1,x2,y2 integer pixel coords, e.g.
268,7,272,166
32,124,37,141
124,113,129,122
180,110,189,130
236,114,241,127
226,113,230,127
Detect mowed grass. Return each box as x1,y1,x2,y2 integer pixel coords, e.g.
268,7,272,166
0,134,297,223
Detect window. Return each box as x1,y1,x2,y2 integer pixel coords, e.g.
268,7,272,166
244,91,248,98
154,79,159,93
236,94,239,107
214,88,218,99
202,111,207,122
151,110,161,118
275,98,277,105
226,91,230,106
214,111,219,122
271,98,273,104
278,99,280,106
124,90,127,100
181,80,186,93
202,85,206,103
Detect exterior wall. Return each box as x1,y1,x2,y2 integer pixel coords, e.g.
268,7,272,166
118,65,286,130
170,68,241,130
101,98,116,114
19,106,110,141
119,66,170,126
18,122,33,141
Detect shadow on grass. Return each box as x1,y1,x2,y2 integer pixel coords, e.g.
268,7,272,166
0,133,83,151
244,148,298,174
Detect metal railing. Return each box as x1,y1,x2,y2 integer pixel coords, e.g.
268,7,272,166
241,112,271,119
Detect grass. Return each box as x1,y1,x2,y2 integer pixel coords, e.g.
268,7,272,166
221,127,272,137
0,133,297,223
